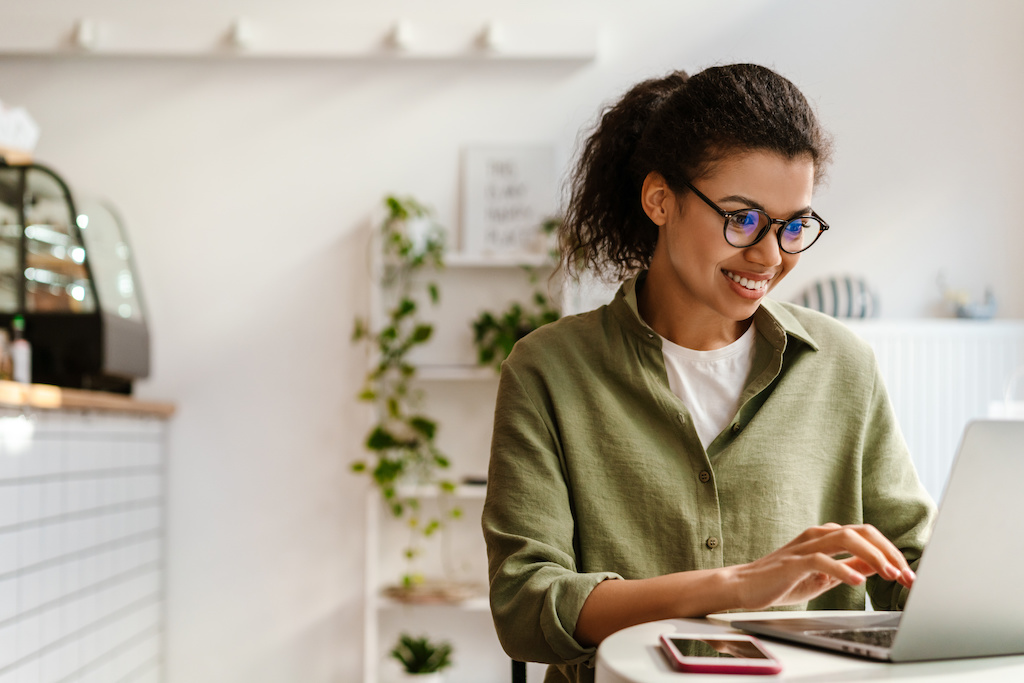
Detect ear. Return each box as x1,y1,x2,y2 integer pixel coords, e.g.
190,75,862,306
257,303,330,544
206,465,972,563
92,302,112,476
641,171,674,227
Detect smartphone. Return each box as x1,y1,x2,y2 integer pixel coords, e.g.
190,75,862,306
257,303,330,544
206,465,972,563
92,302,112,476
659,633,782,675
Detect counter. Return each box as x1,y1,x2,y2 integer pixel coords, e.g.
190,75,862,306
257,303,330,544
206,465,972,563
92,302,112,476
0,382,173,682
0,379,175,417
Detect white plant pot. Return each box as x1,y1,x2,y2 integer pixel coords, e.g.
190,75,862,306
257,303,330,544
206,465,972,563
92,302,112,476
404,216,436,256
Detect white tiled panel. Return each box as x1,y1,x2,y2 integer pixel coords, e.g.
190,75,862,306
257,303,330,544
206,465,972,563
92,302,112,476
0,410,166,682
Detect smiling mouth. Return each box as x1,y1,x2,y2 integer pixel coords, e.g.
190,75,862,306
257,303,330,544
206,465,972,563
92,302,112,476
723,269,771,292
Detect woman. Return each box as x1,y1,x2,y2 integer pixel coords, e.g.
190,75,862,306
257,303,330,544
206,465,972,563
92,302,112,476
481,64,935,683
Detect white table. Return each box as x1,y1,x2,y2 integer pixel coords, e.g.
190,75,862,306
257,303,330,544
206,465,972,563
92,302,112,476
595,612,1024,682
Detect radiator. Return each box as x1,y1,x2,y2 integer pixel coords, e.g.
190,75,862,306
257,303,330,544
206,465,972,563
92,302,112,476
843,319,1024,503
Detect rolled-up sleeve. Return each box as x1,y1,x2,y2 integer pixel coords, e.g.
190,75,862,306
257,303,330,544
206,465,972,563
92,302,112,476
482,362,621,665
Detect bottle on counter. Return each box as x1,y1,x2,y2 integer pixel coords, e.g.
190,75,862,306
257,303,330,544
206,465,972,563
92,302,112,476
11,314,31,384
0,329,11,381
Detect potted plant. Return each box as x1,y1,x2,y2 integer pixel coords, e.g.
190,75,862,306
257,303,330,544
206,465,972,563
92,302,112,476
390,633,454,682
352,195,461,587
472,286,560,370
471,217,562,371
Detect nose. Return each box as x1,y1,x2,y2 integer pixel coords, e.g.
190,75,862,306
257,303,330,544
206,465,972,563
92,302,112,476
744,224,785,267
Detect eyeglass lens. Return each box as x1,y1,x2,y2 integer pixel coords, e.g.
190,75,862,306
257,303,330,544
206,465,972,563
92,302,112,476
724,210,822,253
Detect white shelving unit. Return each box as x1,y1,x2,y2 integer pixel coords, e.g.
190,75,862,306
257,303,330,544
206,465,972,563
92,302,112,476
363,485,497,683
362,250,563,683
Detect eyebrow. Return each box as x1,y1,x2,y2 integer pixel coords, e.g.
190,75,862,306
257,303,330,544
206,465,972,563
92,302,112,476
718,194,814,219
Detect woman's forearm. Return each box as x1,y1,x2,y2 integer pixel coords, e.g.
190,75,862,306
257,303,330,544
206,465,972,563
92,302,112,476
573,566,741,647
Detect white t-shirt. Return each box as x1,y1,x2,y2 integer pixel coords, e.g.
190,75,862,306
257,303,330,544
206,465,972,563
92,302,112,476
658,323,758,449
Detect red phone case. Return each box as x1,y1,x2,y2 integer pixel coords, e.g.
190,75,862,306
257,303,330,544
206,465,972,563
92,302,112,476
659,633,782,675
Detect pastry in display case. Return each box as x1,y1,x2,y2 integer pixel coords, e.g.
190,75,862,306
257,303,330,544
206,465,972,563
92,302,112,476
0,160,149,393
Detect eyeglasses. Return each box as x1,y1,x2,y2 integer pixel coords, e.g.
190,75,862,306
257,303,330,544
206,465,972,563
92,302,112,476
683,181,829,254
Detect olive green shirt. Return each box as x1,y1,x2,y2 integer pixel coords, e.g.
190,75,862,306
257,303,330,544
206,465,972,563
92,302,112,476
481,274,936,683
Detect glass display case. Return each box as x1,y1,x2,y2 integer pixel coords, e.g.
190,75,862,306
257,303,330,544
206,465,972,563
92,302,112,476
0,160,149,393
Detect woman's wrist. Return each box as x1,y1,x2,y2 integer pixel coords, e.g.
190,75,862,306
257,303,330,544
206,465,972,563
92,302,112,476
661,565,747,617
706,564,747,614
720,562,755,611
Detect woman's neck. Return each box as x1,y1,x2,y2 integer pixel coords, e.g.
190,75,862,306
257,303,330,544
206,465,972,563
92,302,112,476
637,268,752,351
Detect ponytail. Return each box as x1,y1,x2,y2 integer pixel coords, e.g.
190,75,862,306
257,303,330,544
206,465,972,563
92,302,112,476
561,71,688,281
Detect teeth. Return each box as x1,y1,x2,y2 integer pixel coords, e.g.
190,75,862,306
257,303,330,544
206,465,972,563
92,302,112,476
725,270,770,291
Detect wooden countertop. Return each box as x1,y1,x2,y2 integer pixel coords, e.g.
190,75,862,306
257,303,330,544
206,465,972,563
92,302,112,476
0,380,175,417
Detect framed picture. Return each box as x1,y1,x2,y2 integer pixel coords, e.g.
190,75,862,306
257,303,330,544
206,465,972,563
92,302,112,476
460,145,556,256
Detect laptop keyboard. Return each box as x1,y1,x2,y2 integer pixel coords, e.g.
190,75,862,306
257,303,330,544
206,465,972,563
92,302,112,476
807,628,898,649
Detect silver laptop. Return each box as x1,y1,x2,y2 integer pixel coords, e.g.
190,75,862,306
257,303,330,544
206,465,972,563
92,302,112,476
733,419,1024,662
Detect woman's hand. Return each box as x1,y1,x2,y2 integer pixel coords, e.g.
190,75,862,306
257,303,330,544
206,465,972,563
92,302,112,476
730,523,916,611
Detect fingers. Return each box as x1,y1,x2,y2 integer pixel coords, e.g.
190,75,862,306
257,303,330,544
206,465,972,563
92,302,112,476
841,556,877,577
856,524,916,586
802,552,867,587
740,524,917,611
799,524,916,588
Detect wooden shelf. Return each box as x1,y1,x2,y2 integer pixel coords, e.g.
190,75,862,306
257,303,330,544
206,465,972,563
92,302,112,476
379,594,490,612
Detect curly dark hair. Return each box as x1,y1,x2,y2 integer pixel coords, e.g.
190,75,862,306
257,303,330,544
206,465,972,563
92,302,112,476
560,63,833,282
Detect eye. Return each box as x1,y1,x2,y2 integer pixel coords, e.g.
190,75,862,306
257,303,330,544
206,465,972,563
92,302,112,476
783,218,807,234
726,210,762,237
781,217,815,249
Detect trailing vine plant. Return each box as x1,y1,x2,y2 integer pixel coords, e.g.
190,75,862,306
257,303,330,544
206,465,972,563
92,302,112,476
351,196,461,585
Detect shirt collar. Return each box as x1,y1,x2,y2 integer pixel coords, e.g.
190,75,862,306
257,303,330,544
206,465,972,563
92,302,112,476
617,272,820,353
758,298,820,352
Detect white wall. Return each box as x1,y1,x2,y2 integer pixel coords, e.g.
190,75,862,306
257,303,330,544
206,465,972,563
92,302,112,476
0,1,1022,681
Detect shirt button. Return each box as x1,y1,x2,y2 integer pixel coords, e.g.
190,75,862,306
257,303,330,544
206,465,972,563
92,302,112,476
706,537,719,550
731,423,741,434
698,470,711,483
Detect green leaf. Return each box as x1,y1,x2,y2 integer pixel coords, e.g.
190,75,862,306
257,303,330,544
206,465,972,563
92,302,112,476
374,458,405,486
395,298,416,318
387,398,400,419
366,427,400,451
385,196,408,220
351,462,366,472
409,416,436,439
411,324,433,343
